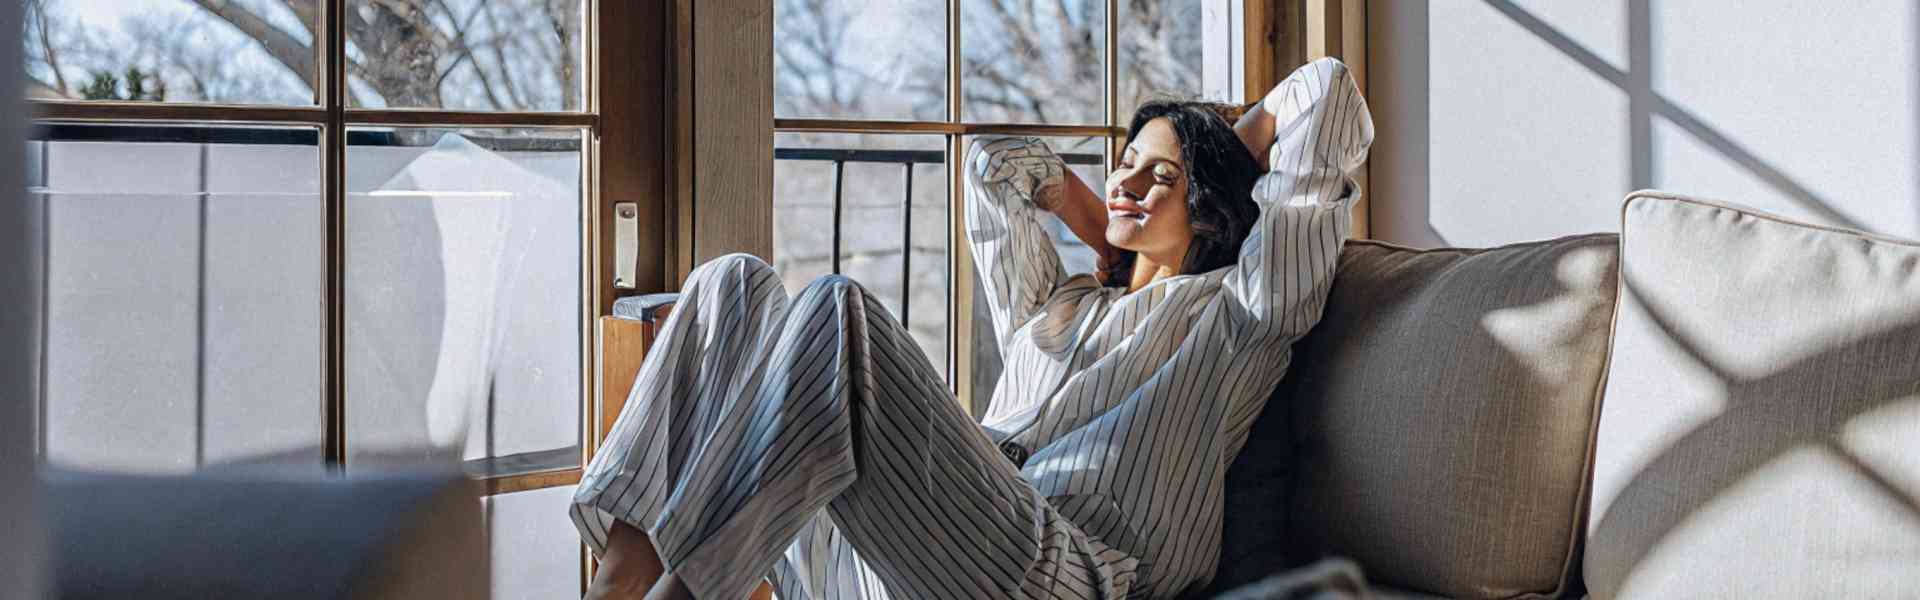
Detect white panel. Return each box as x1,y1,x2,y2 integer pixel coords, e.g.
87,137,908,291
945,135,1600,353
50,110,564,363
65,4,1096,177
41,142,325,473
47,141,200,194
208,143,321,194
347,138,582,466
484,485,580,600
45,192,202,473
202,192,324,467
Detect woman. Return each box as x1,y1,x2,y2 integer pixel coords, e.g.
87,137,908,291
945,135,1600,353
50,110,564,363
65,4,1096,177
573,57,1371,600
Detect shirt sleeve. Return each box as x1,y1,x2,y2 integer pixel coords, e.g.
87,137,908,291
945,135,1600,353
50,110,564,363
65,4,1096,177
1222,57,1375,342
964,136,1071,347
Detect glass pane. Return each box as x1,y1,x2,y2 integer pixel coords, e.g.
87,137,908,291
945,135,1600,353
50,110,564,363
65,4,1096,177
1118,0,1228,124
35,124,323,473
347,0,585,111
773,132,950,378
774,0,947,121
23,0,319,105
964,135,1104,415
483,485,580,600
346,127,583,472
960,0,1105,125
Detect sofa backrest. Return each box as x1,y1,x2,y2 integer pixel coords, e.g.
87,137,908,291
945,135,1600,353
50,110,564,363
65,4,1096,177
1584,192,1920,598
1211,234,1620,599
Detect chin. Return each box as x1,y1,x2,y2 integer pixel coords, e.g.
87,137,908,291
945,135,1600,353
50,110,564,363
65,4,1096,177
1104,224,1142,250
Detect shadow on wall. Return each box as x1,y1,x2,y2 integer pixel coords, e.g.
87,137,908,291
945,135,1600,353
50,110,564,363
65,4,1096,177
1481,0,1864,231
1368,0,1919,247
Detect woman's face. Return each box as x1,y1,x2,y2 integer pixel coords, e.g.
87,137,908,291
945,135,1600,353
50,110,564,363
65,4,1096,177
1104,118,1193,259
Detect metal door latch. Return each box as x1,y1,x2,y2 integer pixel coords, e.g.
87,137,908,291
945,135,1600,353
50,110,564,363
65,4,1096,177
614,202,639,290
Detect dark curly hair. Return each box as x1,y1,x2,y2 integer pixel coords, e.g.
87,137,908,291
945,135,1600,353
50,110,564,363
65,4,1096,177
1099,100,1264,288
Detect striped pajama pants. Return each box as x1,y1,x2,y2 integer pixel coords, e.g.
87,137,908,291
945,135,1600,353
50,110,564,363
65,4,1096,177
572,254,1136,600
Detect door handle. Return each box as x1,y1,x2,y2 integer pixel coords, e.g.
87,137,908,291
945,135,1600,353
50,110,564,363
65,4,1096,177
613,202,639,290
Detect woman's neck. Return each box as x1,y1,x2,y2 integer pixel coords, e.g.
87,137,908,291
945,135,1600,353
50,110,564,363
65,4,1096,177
1126,248,1187,294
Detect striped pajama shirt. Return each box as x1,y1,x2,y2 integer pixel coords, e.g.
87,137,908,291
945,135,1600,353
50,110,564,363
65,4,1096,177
572,57,1372,599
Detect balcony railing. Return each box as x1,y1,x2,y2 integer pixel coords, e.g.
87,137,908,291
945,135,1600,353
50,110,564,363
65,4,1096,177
773,146,1102,328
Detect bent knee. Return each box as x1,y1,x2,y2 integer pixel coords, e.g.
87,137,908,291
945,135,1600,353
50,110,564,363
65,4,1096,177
799,273,864,296
686,252,774,287
791,274,870,313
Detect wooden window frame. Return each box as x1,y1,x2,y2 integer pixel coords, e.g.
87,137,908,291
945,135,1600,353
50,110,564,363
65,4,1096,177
28,1,603,498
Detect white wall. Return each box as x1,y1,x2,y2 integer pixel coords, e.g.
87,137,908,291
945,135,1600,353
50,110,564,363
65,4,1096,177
1368,0,1920,247
1,0,44,595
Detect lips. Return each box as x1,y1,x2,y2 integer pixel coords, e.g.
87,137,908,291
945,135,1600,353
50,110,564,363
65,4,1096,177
1108,192,1147,221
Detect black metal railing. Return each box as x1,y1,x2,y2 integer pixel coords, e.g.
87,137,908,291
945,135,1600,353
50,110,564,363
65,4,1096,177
773,146,1101,328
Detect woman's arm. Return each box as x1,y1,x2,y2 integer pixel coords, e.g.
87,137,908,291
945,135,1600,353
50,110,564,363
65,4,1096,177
1219,57,1373,419
1044,169,1117,268
1222,57,1372,333
964,137,1072,344
1234,99,1277,169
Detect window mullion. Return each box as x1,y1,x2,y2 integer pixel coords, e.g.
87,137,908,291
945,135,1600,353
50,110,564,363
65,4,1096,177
1106,0,1119,170
945,0,973,411
321,0,348,472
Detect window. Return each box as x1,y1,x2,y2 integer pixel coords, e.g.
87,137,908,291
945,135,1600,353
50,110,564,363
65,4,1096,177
26,1,592,596
773,0,1252,413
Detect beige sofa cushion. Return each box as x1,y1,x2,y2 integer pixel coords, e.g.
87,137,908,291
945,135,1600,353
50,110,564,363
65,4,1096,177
1279,235,1619,599
1586,192,1920,598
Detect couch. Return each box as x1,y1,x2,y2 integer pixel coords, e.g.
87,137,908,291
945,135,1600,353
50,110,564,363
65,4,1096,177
1198,191,1920,599
603,191,1920,599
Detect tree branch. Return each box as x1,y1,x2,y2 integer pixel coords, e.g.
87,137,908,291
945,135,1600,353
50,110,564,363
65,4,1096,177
189,0,317,89
27,0,70,95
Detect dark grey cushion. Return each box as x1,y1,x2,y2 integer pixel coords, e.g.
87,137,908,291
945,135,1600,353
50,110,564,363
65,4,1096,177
1207,234,1619,599
51,467,485,599
1201,367,1303,596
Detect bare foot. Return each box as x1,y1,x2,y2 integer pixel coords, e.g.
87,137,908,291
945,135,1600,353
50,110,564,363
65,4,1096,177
643,573,696,600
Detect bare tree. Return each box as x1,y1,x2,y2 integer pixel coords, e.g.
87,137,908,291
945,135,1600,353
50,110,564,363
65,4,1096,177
27,0,1194,119
772,0,1201,127
24,0,582,111
23,0,71,97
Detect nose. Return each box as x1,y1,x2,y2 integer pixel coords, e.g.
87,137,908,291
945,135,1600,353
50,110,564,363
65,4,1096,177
1105,166,1153,205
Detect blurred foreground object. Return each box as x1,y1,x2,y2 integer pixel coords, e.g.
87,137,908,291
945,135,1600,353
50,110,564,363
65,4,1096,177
51,469,486,600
